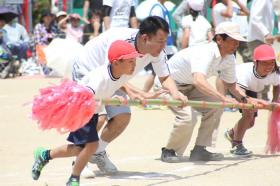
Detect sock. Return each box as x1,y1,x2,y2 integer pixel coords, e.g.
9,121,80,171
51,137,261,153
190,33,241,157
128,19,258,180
229,128,234,138
42,150,51,161
232,140,242,148
69,175,80,182
95,138,109,154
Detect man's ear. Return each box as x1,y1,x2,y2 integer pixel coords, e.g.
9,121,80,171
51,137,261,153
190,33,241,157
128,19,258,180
215,35,222,45
141,34,148,43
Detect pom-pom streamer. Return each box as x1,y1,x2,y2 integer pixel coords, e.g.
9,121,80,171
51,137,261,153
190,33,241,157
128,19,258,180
32,80,95,133
266,100,280,154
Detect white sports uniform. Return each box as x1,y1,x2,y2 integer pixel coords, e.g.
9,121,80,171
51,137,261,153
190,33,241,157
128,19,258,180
181,15,212,46
236,63,279,92
73,27,169,118
103,0,135,28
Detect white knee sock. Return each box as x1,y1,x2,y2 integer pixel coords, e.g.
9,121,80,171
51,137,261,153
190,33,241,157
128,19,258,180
95,139,108,154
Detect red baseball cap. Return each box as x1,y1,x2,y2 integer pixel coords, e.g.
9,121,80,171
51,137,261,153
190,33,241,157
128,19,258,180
253,44,275,61
108,40,142,63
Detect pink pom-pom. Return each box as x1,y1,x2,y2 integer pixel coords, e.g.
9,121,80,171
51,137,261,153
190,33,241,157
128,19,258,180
32,80,95,133
266,100,280,154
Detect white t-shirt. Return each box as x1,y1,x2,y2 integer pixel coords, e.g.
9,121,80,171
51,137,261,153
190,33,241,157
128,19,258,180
73,27,169,81
181,15,211,46
212,2,241,27
168,42,236,84
81,64,123,99
231,0,248,37
103,0,135,28
248,0,274,42
236,63,279,92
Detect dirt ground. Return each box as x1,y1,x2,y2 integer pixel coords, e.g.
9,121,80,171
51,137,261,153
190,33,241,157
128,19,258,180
1,72,280,186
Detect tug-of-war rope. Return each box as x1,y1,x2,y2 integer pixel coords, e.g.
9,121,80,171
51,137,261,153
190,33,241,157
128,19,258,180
31,80,280,154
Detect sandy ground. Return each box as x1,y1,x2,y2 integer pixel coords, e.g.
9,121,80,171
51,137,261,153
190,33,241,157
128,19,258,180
1,73,280,186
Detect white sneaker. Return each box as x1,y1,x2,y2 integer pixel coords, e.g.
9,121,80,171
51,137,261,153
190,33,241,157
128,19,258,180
89,151,118,174
80,163,95,178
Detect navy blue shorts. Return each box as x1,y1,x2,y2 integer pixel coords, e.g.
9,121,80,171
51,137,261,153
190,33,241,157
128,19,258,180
67,114,99,147
239,89,258,117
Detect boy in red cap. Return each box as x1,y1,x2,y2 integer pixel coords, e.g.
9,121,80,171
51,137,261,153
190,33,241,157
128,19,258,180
225,44,280,157
31,40,142,186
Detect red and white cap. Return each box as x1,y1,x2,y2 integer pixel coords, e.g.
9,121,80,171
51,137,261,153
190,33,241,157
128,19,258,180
108,40,142,63
253,44,276,62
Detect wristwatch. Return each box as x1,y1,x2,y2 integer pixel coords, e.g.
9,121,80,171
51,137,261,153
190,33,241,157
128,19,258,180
240,96,248,103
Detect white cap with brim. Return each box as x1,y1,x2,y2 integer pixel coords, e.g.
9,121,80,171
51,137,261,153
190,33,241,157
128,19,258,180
215,21,247,42
56,11,67,18
187,0,204,11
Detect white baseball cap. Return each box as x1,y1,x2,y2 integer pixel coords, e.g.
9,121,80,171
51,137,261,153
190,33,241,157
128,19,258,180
187,0,204,11
215,21,247,42
56,11,67,18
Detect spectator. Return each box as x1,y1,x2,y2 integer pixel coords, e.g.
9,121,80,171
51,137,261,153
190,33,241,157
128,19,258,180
83,0,103,24
82,10,102,44
0,17,7,45
4,19,30,62
181,0,212,48
64,14,85,43
103,0,138,30
213,0,250,63
33,9,57,46
56,11,67,39
212,0,249,28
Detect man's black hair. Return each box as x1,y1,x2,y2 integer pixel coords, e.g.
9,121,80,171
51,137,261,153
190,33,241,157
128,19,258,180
213,33,229,42
139,16,169,36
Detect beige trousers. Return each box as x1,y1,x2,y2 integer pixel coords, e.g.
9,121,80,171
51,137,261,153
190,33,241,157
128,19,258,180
165,84,223,155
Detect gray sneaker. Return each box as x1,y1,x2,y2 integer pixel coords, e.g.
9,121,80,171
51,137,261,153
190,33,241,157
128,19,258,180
161,148,182,163
230,144,253,157
189,146,224,161
89,151,118,174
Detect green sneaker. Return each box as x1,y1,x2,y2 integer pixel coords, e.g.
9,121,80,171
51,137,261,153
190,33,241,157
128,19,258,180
66,177,80,186
224,129,233,145
31,147,49,180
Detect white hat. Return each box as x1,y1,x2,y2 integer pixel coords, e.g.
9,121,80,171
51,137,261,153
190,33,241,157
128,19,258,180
56,11,67,18
187,0,204,11
215,21,247,42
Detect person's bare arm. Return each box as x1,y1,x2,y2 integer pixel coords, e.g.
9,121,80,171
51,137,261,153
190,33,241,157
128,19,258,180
58,15,69,28
83,0,90,21
129,6,138,28
221,0,233,18
234,0,249,16
207,30,213,42
193,72,228,101
103,5,112,30
272,85,280,102
181,27,190,48
159,76,188,106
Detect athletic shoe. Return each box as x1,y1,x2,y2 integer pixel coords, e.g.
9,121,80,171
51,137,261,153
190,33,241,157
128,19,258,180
189,146,224,161
161,148,181,163
31,147,49,180
230,144,252,157
89,151,118,174
224,129,234,145
66,177,79,186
